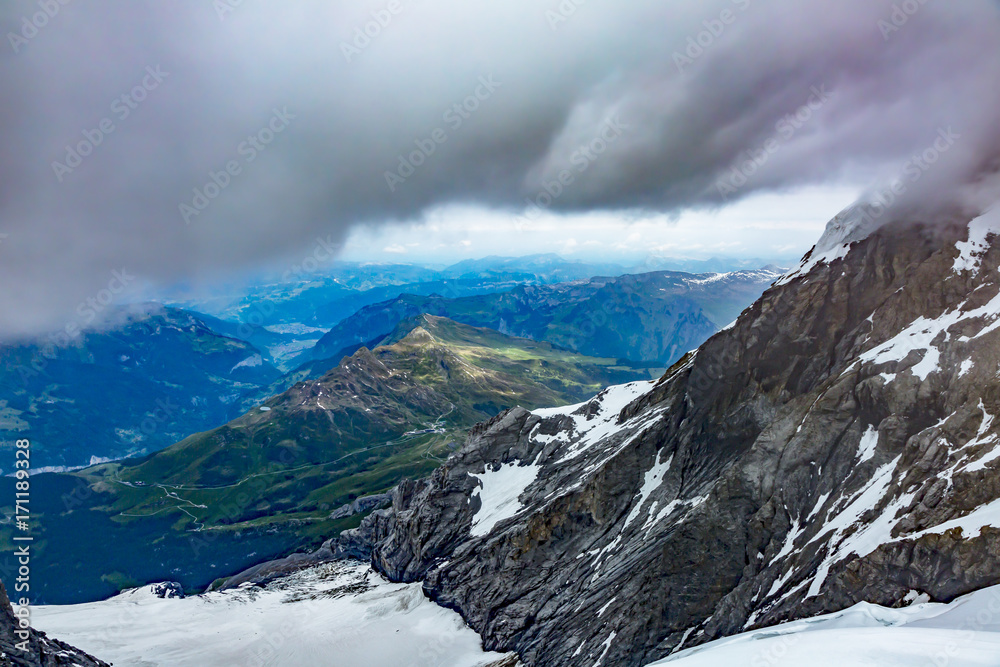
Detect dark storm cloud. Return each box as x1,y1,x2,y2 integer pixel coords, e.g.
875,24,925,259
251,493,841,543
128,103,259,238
1,0,999,336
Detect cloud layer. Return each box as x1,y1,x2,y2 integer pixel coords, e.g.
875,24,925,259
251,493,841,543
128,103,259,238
1,0,999,336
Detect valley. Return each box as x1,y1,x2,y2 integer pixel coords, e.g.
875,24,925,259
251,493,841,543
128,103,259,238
0,314,657,603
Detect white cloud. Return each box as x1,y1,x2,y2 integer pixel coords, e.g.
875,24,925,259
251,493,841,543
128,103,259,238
340,185,859,264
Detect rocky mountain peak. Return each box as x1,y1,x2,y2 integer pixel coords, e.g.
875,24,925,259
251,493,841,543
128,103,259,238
332,213,1000,666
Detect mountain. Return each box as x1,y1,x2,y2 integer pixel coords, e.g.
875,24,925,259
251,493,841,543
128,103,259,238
177,275,540,369
325,262,447,290
441,254,628,283
304,269,783,369
0,305,281,469
0,316,651,604
311,277,540,329
169,258,780,373
633,256,792,274
319,211,1000,666
172,257,647,370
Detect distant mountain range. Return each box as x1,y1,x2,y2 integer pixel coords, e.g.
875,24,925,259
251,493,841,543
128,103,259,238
302,269,783,369
167,255,787,368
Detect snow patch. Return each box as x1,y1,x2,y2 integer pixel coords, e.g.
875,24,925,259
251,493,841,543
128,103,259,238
469,460,541,537
953,208,1000,276
804,457,902,598
806,492,831,522
774,243,851,287
532,381,658,464
857,426,879,463
595,631,617,667
33,563,508,667
860,316,949,381
773,519,804,563
597,597,617,618
647,584,1000,667
230,354,263,372
623,451,673,530
905,497,1000,541
958,401,998,472
684,273,730,286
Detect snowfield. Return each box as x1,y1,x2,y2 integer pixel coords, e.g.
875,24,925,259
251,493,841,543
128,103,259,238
32,562,511,667
30,560,1000,667
647,584,1000,667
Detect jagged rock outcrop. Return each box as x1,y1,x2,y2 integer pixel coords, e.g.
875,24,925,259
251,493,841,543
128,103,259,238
332,213,1000,667
328,493,392,520
150,582,184,599
0,583,108,667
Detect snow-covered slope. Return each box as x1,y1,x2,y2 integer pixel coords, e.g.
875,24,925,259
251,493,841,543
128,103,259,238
32,563,513,667
647,584,1000,666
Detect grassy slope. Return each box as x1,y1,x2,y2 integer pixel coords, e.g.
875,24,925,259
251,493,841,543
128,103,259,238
99,315,644,523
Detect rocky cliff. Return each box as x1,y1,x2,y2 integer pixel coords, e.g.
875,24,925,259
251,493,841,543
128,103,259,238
333,212,1000,666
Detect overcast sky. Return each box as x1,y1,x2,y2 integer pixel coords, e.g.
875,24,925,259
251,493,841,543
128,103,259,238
2,0,1000,337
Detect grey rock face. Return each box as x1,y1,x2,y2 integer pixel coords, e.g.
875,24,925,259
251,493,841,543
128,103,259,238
333,218,1000,666
220,544,338,591
328,493,392,520
150,582,184,599
0,582,108,667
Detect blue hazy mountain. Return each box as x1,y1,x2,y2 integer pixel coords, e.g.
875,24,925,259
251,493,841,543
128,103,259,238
0,305,281,469
302,268,783,371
